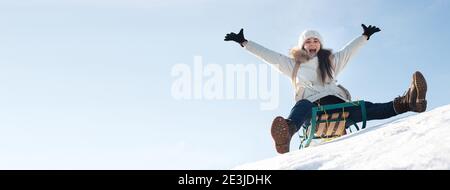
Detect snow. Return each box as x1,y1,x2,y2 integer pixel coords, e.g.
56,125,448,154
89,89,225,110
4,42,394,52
235,104,450,170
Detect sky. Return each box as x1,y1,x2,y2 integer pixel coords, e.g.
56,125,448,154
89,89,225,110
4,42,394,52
0,0,449,169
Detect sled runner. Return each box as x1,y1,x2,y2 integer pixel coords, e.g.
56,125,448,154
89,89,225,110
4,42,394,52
299,100,367,149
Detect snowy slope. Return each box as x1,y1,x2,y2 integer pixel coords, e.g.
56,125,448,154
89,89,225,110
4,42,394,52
235,104,450,170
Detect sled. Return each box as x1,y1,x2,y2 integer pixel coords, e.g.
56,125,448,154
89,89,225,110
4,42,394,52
299,100,367,149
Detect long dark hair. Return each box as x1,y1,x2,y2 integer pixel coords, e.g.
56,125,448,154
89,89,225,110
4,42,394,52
316,49,334,84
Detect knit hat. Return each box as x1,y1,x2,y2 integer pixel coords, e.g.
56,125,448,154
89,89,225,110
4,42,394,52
298,30,323,48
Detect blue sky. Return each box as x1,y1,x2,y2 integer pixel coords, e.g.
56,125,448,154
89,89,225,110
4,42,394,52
0,0,449,169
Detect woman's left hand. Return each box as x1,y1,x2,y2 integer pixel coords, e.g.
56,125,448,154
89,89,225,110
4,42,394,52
361,24,381,40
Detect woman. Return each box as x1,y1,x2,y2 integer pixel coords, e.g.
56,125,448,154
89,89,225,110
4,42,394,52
224,24,428,154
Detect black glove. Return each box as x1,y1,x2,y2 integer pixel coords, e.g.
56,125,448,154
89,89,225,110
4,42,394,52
224,28,248,47
361,24,381,40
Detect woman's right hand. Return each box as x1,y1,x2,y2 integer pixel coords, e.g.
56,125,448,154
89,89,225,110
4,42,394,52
224,28,248,47
361,24,381,40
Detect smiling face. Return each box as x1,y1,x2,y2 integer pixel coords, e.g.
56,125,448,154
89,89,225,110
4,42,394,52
303,37,321,57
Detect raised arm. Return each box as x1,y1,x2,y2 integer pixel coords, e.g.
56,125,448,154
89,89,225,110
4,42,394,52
333,24,380,76
224,28,293,76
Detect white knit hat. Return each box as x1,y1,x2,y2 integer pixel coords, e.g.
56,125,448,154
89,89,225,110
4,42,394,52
298,30,323,47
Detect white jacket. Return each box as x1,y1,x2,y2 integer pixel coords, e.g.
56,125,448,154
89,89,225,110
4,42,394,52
244,35,368,103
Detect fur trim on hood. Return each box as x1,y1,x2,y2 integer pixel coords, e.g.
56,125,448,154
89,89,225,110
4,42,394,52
290,47,310,64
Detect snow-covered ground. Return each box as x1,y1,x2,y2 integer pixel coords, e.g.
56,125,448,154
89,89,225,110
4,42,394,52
235,104,450,170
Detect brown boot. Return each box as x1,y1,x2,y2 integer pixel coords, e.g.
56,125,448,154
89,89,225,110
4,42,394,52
271,117,298,154
393,71,428,114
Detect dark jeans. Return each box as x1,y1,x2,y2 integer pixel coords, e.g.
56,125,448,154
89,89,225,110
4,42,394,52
288,95,398,130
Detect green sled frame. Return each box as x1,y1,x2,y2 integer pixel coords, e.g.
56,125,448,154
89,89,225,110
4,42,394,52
299,100,367,149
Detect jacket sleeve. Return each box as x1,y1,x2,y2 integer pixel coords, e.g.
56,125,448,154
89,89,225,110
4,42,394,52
332,35,368,76
244,40,294,77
